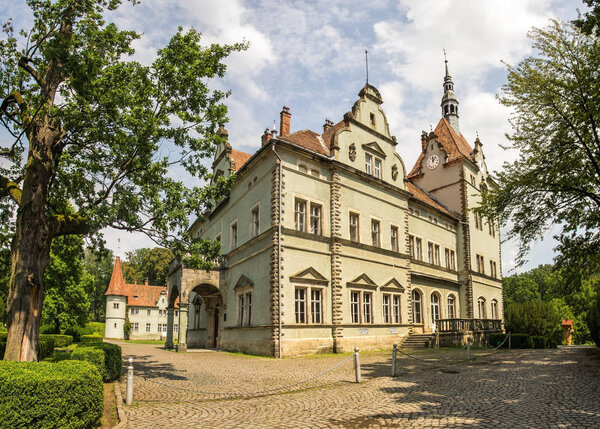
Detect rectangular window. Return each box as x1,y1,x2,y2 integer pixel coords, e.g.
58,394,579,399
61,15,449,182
374,158,382,179
295,288,307,324
311,289,322,324
295,199,306,232
351,292,360,323
113,303,119,309
409,235,415,258
428,242,434,264
383,295,391,324
490,261,498,278
488,218,495,237
310,203,322,235
174,324,178,333
145,323,151,332
231,222,238,249
363,292,373,324
238,292,252,327
251,206,259,237
365,153,372,175
416,238,423,261
434,244,440,266
445,248,456,270
133,323,139,332
393,295,401,324
162,324,167,333
476,254,485,274
349,212,359,242
158,323,162,332
470,174,476,186
391,226,399,252
147,309,151,316
371,219,380,247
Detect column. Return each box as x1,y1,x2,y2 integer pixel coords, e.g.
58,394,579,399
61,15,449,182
165,307,174,349
176,303,188,352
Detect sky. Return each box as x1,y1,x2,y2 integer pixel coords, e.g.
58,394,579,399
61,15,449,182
0,0,585,274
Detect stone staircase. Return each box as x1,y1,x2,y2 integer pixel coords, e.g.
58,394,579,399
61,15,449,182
401,333,436,348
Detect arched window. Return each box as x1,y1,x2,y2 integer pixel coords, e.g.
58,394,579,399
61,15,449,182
447,295,456,319
450,104,455,114
444,105,449,115
430,293,440,324
477,297,486,319
412,290,422,324
491,299,498,319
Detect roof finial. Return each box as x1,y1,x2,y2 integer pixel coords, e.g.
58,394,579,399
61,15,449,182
117,238,120,258
365,49,369,85
443,48,449,77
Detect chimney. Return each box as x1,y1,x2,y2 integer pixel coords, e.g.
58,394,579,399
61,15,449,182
323,119,334,133
261,128,272,146
280,106,291,136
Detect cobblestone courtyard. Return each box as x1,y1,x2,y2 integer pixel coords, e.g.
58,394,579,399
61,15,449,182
115,343,600,428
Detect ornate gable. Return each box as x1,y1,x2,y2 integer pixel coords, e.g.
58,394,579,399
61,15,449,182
234,274,254,290
362,141,387,158
290,267,329,286
347,273,378,289
381,278,405,292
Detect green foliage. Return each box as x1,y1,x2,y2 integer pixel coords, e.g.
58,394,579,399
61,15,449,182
40,334,73,348
81,249,114,322
488,333,509,348
573,0,600,36
42,235,90,334
38,337,55,360
80,334,103,343
86,322,105,337
504,301,562,339
503,276,540,308
510,333,533,349
0,341,5,359
587,293,600,347
71,342,122,382
480,20,600,273
0,360,102,428
64,325,93,343
530,335,547,349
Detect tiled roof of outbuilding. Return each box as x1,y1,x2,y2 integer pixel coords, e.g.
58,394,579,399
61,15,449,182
408,118,474,178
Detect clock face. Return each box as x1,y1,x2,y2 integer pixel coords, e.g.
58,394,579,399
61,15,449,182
426,154,440,170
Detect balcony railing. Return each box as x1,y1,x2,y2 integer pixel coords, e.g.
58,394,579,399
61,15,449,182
437,318,502,333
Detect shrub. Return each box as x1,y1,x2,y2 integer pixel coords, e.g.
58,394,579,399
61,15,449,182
40,334,73,348
86,322,105,337
64,325,93,343
81,334,103,343
0,341,5,360
510,333,532,349
71,342,122,382
587,293,600,348
38,337,55,360
0,333,6,341
504,301,562,339
488,333,509,348
530,335,547,349
0,360,102,428
40,324,59,335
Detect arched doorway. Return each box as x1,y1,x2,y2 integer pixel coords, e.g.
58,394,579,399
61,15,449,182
430,293,440,331
188,283,223,349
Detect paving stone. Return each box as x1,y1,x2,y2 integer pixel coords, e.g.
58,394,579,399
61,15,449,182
113,343,600,428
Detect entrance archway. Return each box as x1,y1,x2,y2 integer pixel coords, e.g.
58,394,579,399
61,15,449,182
188,283,223,349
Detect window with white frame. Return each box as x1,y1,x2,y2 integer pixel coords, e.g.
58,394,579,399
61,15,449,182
238,291,252,327
162,324,167,333
445,248,456,270
349,212,360,242
251,206,259,238
393,295,401,323
295,288,306,323
488,218,496,237
365,153,372,175
412,290,422,324
294,287,324,324
349,290,373,324
428,242,434,264
476,254,485,274
477,297,486,319
145,323,151,332
310,203,322,235
131,308,139,315
295,199,306,232
383,294,391,323
374,158,382,179
447,295,456,319
430,293,440,325
409,235,415,257
491,299,498,319
391,226,399,252
133,322,139,332
416,238,423,260
434,244,440,266
147,309,151,316
490,260,498,278
350,291,360,323
158,323,162,332
174,324,178,333
311,289,323,324
371,219,380,247
230,221,238,249
363,292,373,323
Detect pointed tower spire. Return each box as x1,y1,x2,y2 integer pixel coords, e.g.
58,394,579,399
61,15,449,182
441,50,460,133
105,256,127,296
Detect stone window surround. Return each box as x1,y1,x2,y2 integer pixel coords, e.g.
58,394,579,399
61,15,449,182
293,285,325,325
250,202,260,238
230,218,238,251
293,193,325,235
370,216,382,248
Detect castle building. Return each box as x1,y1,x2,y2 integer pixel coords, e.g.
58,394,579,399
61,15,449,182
105,257,178,340
166,62,503,356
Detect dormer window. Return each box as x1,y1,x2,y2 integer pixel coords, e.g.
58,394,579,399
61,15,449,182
370,112,376,126
365,153,383,179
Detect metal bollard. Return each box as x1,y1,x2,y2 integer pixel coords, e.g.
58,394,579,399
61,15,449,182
508,333,512,350
467,338,471,360
354,347,361,383
126,358,134,405
391,344,397,377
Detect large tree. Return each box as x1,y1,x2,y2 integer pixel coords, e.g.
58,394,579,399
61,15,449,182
122,247,173,285
0,0,242,361
480,20,600,273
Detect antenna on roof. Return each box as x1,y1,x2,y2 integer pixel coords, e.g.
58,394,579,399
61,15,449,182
365,49,369,85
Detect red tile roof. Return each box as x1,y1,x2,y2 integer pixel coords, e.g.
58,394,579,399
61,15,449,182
407,181,456,218
408,118,474,178
562,319,573,327
280,129,330,156
105,258,177,308
231,149,252,172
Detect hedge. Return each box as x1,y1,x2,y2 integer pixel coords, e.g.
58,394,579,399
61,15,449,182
64,325,93,343
488,332,558,349
81,334,103,343
0,341,5,360
71,342,122,382
39,337,55,360
0,360,102,428
40,334,73,348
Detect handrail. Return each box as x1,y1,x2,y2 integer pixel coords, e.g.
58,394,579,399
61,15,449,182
436,318,502,333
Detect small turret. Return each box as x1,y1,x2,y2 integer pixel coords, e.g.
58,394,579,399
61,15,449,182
441,51,460,133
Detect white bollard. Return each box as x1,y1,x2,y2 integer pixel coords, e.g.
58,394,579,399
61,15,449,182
391,344,397,377
126,358,134,405
354,347,361,383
